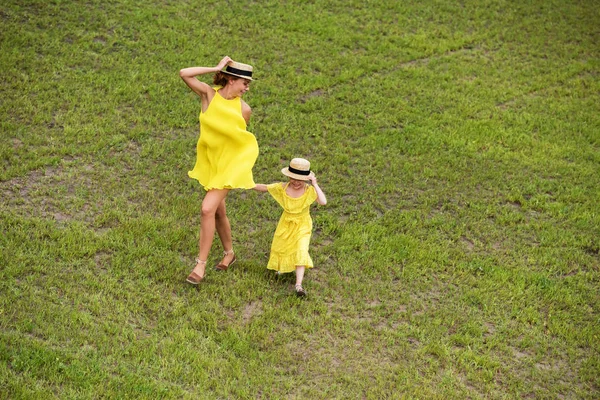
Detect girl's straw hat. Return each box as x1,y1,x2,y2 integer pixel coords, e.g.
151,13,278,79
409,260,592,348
221,61,254,80
281,158,315,181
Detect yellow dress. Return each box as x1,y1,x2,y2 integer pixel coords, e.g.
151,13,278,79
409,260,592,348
188,88,259,190
266,182,318,273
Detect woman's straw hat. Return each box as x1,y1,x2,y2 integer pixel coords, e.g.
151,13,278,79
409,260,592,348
281,158,315,181
221,61,254,80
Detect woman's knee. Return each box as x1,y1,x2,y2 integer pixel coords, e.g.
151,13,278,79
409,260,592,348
201,190,228,219
201,204,218,218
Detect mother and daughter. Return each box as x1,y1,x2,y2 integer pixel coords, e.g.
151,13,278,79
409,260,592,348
179,56,327,297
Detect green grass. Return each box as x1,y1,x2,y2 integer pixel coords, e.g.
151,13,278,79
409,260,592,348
1,0,599,398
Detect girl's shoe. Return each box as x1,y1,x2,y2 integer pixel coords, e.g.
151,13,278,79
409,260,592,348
215,249,236,271
186,258,206,285
295,284,306,297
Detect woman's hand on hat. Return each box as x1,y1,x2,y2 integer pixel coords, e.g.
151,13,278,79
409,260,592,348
216,56,232,70
308,175,317,185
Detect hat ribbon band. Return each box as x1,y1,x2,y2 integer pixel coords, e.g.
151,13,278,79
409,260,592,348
288,166,310,176
225,66,253,78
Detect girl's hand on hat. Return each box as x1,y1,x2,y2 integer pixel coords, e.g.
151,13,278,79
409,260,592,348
308,175,317,185
216,56,232,70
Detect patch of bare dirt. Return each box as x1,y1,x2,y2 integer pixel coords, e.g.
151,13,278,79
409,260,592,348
1,151,155,231
461,236,475,251
299,89,326,104
242,300,263,325
1,161,95,226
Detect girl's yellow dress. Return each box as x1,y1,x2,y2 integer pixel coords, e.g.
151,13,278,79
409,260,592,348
266,182,318,273
188,88,259,190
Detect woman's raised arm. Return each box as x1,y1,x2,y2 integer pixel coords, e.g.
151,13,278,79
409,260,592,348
179,56,232,96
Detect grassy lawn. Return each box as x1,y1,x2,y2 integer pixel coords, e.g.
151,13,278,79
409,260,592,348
1,0,599,398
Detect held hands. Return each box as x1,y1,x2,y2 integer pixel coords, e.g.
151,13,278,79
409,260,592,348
216,56,233,71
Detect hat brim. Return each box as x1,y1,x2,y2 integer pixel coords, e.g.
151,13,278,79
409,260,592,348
221,70,254,81
281,167,314,181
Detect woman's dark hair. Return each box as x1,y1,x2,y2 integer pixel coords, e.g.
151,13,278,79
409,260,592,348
213,71,236,87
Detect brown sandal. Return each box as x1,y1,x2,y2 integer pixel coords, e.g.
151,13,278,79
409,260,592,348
215,250,236,271
186,258,206,285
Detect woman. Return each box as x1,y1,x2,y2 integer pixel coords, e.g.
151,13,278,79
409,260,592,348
179,56,259,285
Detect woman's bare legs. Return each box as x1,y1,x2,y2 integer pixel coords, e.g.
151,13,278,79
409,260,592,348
190,189,230,278
215,199,235,266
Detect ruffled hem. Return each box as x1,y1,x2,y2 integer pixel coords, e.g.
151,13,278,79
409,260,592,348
188,172,256,191
202,184,256,191
267,252,313,273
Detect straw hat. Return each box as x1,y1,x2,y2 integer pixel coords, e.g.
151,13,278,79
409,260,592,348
221,61,254,80
281,158,315,181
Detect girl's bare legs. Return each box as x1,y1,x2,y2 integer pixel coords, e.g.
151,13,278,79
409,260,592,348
295,266,305,286
295,266,306,296
215,199,235,266
190,189,230,278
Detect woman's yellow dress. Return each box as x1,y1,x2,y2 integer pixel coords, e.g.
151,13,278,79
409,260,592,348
188,88,259,190
266,182,318,273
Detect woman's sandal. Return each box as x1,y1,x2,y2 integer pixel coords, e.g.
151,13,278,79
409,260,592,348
186,258,206,285
295,284,307,297
215,249,236,271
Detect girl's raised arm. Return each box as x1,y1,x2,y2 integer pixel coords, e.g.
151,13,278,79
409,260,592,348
308,176,327,205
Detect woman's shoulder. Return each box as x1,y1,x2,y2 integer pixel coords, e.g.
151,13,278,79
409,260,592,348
241,100,252,122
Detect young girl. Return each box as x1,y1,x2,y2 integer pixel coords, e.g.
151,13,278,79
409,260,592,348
253,158,327,296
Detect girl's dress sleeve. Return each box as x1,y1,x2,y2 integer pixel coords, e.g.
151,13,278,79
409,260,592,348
306,185,318,205
267,183,285,208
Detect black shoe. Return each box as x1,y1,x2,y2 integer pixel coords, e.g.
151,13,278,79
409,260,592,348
295,284,306,297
